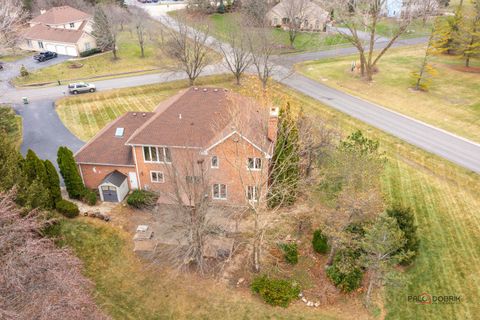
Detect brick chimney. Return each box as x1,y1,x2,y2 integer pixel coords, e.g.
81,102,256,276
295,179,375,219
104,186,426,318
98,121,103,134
267,107,279,142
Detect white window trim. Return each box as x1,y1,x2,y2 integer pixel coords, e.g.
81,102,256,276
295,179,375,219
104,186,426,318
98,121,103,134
211,155,219,169
247,157,262,171
212,184,227,200
142,146,172,164
246,186,259,202
150,171,164,183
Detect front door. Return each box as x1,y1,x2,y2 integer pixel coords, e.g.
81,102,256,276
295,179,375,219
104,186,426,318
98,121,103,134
129,172,138,189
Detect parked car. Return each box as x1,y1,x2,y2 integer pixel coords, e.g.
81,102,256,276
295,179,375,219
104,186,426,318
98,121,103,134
33,51,57,62
68,82,96,94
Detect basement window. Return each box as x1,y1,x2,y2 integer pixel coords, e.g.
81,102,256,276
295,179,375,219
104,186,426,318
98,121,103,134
115,128,124,137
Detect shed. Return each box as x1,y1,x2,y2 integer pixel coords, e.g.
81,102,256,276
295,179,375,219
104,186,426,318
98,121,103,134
98,170,129,202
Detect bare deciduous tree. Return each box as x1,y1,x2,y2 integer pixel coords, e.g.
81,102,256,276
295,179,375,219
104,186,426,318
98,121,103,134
161,149,214,275
130,7,151,58
241,0,270,27
282,0,311,48
92,4,129,59
245,22,277,90
33,0,93,15
419,0,439,26
0,0,28,54
217,16,252,85
0,191,109,320
161,17,212,86
321,0,422,80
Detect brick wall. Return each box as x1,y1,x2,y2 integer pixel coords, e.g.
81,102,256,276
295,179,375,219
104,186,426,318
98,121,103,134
78,163,136,190
133,133,271,206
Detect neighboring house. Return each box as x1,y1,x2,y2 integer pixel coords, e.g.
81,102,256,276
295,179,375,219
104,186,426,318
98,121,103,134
382,0,437,18
266,0,330,32
20,6,97,57
75,88,279,205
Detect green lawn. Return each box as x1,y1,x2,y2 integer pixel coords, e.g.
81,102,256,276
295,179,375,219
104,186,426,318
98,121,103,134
13,31,176,87
56,74,480,319
296,45,480,143
376,18,434,39
173,11,350,54
0,49,32,62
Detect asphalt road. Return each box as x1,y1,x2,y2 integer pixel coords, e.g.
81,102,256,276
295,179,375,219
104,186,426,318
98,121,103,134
274,36,430,66
274,70,480,173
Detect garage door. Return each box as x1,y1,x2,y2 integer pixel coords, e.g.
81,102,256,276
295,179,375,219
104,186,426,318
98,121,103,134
46,44,56,52
55,45,66,55
101,186,118,202
66,46,77,56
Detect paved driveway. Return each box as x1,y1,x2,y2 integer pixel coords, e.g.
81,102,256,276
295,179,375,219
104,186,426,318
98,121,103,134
12,99,84,164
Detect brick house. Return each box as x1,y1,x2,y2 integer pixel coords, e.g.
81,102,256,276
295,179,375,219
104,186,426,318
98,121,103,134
75,88,279,205
20,6,97,57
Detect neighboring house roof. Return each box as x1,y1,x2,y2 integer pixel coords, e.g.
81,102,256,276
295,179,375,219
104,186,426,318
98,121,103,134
22,24,85,43
100,170,127,187
30,6,91,25
126,88,271,153
268,0,329,20
75,112,155,166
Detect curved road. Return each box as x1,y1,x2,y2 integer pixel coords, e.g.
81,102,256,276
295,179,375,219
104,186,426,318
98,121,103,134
1,10,479,174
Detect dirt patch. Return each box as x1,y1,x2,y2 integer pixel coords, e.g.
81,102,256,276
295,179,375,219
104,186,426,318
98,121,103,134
448,64,480,73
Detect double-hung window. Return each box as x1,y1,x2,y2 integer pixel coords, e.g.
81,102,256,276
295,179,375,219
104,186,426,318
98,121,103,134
212,184,227,200
143,146,172,163
150,171,164,183
247,157,262,170
247,186,259,202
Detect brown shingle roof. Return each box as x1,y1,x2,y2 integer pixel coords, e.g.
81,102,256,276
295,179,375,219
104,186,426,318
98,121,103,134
22,24,85,43
30,6,91,25
75,112,155,166
126,88,269,150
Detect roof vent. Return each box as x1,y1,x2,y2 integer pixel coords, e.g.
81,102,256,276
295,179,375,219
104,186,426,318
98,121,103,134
224,88,228,92
142,113,146,117
133,112,137,116
115,127,124,137
203,88,208,92
179,114,182,119
214,88,218,92
194,87,199,91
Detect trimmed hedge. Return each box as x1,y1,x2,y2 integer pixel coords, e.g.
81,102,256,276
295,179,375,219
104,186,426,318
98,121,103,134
251,275,300,307
279,243,298,265
56,199,79,218
312,229,329,254
79,48,101,57
126,190,158,208
326,250,363,293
